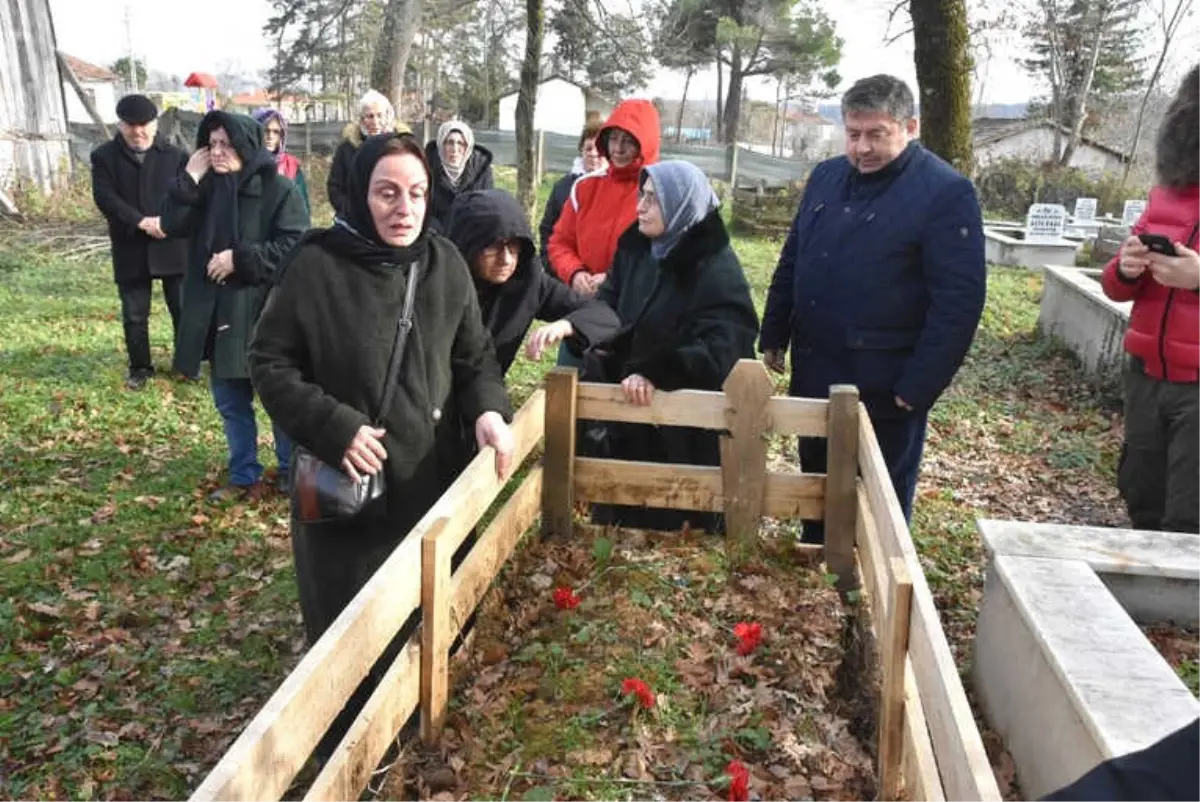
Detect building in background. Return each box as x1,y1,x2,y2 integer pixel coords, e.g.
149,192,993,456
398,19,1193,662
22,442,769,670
974,118,1130,174
498,77,615,136
60,54,120,125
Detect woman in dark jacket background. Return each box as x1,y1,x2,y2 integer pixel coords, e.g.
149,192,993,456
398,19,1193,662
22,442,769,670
538,120,606,272
163,111,309,501
586,160,759,533
250,132,514,758
427,120,494,232
447,188,619,375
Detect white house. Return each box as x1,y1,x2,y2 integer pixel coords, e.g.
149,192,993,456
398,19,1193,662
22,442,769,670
498,77,614,136
974,118,1129,174
60,54,121,125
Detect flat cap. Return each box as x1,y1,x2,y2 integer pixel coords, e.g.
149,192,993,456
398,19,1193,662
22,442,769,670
116,94,158,125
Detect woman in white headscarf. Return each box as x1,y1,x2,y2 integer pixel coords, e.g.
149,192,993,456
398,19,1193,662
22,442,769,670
426,120,494,231
327,90,411,217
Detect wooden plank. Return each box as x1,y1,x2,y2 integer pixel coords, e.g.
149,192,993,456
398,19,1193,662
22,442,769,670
304,636,421,801
542,369,577,539
420,528,452,744
879,558,914,800
451,468,544,627
767,395,829,437
824,385,860,591
903,658,946,802
425,390,546,556
576,383,729,429
858,414,1001,801
719,360,775,556
762,471,825,520
575,458,723,512
575,458,823,520
56,51,111,138
856,485,890,628
189,533,423,802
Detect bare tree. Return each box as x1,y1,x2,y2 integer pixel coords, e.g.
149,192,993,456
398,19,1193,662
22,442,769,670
371,0,425,107
516,0,544,220
1122,0,1194,184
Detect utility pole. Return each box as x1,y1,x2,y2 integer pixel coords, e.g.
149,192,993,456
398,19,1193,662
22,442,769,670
124,1,138,91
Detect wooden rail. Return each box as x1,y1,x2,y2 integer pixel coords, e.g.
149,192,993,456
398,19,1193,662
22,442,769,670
194,360,1000,801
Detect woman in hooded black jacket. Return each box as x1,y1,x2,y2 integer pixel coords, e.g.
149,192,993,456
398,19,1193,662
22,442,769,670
447,188,620,375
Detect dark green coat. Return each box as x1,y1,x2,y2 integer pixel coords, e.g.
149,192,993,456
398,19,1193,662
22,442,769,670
162,114,309,380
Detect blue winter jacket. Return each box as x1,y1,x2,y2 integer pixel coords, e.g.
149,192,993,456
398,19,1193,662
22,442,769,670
759,143,986,411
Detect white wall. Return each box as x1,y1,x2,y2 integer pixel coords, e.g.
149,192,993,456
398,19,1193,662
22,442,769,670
498,79,588,136
63,80,119,124
977,127,1124,174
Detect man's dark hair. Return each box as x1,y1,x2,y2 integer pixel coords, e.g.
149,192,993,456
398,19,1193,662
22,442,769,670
1155,65,1198,189
841,75,916,122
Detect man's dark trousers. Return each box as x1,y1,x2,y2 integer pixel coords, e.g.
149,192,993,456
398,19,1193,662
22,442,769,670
117,276,182,375
798,396,928,544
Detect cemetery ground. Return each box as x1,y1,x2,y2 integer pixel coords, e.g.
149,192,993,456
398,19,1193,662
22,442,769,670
0,166,1193,800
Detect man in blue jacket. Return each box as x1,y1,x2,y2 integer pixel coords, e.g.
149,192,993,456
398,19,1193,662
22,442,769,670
760,74,986,543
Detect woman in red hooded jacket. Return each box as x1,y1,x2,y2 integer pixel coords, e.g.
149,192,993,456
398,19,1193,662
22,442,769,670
1101,65,1199,533
547,99,662,297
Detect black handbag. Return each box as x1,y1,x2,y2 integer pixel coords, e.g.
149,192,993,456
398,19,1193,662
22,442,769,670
289,263,420,523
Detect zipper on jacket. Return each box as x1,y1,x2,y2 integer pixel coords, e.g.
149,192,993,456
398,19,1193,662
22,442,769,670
1156,222,1195,379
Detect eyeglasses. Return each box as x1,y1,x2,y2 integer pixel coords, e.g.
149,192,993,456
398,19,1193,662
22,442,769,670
481,240,520,260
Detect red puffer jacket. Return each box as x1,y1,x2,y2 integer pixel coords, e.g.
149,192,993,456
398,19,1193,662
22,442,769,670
547,99,661,284
1101,184,1200,382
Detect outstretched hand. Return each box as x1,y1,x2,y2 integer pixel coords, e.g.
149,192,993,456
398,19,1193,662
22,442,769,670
476,411,515,480
525,320,573,361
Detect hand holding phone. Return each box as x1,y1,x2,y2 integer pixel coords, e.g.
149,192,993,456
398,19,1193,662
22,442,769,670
1138,233,1178,257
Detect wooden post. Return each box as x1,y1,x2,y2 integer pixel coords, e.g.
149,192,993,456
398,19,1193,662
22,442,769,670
419,523,451,744
725,143,740,189
719,360,774,562
542,367,578,539
879,557,913,800
56,51,111,140
825,385,859,590
535,129,546,187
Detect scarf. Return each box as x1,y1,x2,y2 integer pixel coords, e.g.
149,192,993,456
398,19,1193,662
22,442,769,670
437,120,475,187
641,161,720,261
194,111,275,259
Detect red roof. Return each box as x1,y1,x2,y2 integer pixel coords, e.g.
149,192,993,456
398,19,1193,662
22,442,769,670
184,72,219,89
62,53,120,84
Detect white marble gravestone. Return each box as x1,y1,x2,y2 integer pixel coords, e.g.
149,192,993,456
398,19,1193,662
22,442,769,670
1073,198,1098,221
1025,203,1068,244
1122,199,1148,226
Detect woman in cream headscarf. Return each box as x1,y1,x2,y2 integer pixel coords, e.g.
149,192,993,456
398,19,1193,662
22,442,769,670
426,119,494,231
326,90,411,217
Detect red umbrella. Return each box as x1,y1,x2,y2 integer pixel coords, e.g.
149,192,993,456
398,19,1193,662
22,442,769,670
184,72,219,89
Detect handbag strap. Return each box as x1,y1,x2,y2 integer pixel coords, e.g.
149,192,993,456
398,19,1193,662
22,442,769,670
373,262,420,425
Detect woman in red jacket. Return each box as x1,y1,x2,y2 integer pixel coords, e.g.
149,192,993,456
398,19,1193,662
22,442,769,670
1101,65,1199,533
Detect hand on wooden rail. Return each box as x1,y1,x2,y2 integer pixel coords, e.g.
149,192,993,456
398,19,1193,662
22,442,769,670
621,373,655,406
475,411,515,481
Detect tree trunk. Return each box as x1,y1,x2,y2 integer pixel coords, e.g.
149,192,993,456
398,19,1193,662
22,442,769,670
715,57,724,143
773,76,783,157
676,68,692,144
722,53,743,146
371,0,424,109
909,0,974,173
516,0,544,220
1058,3,1110,166
57,51,111,139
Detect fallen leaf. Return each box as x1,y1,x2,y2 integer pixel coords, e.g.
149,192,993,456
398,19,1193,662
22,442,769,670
90,502,117,524
85,730,119,747
26,601,63,618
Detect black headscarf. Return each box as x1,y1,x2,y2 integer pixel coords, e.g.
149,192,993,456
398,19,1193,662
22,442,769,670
195,111,276,257
315,132,434,266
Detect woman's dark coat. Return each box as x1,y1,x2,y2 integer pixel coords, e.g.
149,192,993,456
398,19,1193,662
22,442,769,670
248,232,513,636
448,189,620,375
426,141,494,232
588,210,760,532
162,112,309,380
90,135,189,283
538,168,582,271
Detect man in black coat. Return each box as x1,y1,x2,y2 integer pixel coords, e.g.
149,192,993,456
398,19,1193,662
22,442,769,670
90,94,189,389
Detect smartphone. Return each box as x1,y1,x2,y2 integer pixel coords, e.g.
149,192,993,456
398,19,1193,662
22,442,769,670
1138,233,1178,256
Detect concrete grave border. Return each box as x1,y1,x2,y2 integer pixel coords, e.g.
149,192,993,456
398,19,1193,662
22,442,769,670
972,519,1199,799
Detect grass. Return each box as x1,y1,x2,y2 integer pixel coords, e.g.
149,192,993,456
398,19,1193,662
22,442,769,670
0,166,1177,799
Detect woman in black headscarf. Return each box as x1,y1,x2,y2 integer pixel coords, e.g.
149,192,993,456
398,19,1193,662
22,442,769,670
250,133,515,646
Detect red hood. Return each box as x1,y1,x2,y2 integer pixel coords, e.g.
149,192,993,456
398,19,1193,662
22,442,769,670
600,99,661,175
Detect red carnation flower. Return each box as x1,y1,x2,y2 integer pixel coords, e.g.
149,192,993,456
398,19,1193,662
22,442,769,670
733,622,763,656
553,586,581,610
726,760,750,802
620,677,656,709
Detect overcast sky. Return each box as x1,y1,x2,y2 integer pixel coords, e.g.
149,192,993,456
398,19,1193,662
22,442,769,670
48,0,1194,107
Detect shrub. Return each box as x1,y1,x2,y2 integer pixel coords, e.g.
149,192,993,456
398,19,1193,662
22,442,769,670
975,157,1148,220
